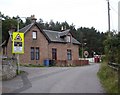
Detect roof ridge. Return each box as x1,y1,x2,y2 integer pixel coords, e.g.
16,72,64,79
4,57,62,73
19,23,34,33
43,29,60,33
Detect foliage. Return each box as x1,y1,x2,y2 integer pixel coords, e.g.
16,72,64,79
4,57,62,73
20,63,44,67
104,32,120,64
97,62,118,93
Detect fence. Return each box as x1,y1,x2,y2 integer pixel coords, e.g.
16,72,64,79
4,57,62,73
108,62,120,71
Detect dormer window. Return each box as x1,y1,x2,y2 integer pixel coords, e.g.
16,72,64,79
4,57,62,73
66,35,71,43
32,31,37,39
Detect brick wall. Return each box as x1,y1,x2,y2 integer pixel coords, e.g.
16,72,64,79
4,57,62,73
7,24,80,65
20,25,49,65
7,25,49,65
48,43,79,61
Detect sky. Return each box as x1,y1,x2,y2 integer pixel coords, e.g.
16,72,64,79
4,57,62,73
0,0,119,32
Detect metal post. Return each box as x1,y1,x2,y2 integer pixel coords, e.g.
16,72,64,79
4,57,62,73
82,44,83,59
17,18,20,75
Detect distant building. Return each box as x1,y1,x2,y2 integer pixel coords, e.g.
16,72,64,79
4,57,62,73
5,16,80,65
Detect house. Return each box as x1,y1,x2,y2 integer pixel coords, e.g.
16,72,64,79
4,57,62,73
6,17,80,65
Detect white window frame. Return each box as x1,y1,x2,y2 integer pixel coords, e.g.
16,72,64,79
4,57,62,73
32,31,37,39
66,35,71,42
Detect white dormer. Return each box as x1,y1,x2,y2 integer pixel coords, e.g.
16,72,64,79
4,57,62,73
66,35,71,42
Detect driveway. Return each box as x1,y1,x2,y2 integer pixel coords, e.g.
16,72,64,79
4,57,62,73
2,64,105,93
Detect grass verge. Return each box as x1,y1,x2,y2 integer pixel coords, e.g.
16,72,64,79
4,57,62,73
20,64,45,67
97,62,119,93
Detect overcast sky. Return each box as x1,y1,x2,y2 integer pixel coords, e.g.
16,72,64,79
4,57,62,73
0,0,119,32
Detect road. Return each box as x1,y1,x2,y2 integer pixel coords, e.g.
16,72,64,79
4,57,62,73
2,64,105,93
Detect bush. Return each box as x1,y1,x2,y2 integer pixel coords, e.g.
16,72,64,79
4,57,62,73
98,62,119,93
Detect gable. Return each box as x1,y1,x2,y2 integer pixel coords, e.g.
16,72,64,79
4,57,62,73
18,22,80,45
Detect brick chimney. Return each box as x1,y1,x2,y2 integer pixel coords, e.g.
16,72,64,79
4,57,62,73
30,15,37,23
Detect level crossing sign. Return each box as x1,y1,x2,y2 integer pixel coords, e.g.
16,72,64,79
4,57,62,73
12,32,24,54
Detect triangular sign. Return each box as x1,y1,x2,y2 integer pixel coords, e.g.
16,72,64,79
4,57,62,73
14,34,22,41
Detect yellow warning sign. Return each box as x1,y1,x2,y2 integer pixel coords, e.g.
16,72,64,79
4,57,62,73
14,34,22,41
12,32,24,54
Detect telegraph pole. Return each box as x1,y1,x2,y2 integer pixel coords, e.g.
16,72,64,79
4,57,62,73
107,0,111,37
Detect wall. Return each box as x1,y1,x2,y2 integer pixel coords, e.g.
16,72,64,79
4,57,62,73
7,25,49,65
20,25,49,65
48,43,79,61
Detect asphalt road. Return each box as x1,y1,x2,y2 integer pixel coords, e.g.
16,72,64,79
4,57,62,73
2,64,105,93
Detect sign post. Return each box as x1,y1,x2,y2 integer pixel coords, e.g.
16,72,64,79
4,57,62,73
12,32,24,74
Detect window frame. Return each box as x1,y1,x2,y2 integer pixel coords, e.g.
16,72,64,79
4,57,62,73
32,31,37,40
31,47,35,60
67,49,72,60
36,47,40,60
52,48,57,60
66,35,71,43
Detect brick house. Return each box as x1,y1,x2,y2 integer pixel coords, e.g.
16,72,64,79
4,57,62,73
6,19,80,65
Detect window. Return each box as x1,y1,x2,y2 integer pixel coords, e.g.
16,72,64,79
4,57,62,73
32,31,37,39
31,47,34,60
66,35,71,42
52,48,57,60
31,47,40,60
67,49,72,60
36,47,39,60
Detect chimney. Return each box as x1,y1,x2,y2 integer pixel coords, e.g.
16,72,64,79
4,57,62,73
30,15,37,23
61,26,67,32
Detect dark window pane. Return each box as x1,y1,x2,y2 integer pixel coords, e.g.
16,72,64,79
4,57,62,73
31,47,34,60
36,47,39,60
67,49,72,60
52,48,57,60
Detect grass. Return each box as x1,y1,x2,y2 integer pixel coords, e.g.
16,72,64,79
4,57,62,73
97,61,119,93
20,63,45,67
19,70,25,74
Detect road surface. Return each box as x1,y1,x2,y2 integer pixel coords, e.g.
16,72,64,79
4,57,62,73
2,64,105,93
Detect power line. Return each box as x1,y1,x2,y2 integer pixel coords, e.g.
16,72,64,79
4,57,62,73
110,5,119,15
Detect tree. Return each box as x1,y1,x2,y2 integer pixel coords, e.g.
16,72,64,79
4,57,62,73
104,32,120,64
38,18,44,29
2,14,24,47
74,27,105,57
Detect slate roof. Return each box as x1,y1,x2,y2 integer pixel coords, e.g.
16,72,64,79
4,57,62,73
19,23,34,33
18,22,80,45
43,29,80,45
